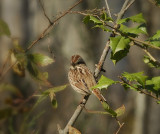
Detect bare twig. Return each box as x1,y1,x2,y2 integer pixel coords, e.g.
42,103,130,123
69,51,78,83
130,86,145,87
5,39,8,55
104,0,112,18
25,0,83,52
125,0,135,11
115,118,125,134
94,40,110,79
38,0,52,24
116,0,130,22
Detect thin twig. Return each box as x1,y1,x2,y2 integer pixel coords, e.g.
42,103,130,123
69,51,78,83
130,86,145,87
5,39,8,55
38,0,52,24
129,36,160,50
119,76,160,101
25,0,83,52
94,40,111,79
0,61,17,81
115,118,125,134
125,0,135,11
104,0,112,18
116,0,130,22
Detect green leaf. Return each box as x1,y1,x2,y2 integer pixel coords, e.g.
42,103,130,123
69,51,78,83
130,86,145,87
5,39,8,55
119,24,147,37
26,61,51,86
43,85,68,95
100,12,113,22
83,16,90,24
89,16,102,24
146,76,160,94
157,101,160,104
121,83,137,91
83,15,102,25
27,53,54,67
110,36,130,54
122,72,148,88
152,30,160,39
110,36,130,64
117,13,146,24
92,75,117,90
93,25,111,32
115,105,125,117
150,40,160,47
143,55,160,68
102,102,117,117
0,19,11,37
149,30,160,47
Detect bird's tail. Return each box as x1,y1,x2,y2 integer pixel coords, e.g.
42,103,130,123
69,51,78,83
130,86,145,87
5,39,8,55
92,89,107,104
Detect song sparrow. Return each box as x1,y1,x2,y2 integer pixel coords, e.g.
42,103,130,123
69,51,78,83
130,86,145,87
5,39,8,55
68,55,107,103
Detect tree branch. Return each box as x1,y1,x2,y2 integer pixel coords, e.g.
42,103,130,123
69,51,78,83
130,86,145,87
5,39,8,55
104,0,112,18
119,76,160,101
58,1,135,134
38,0,52,24
25,0,83,52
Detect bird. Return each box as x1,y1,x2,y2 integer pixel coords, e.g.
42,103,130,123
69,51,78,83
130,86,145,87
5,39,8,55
68,54,107,104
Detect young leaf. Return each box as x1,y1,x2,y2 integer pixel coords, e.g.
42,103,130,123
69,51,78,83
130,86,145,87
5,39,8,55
100,12,113,22
89,16,102,24
49,92,57,108
110,36,130,64
117,13,146,24
83,15,103,25
27,53,54,67
102,102,117,117
115,105,125,117
92,75,117,90
0,19,11,37
122,72,148,88
10,51,26,77
43,84,68,95
143,55,160,68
